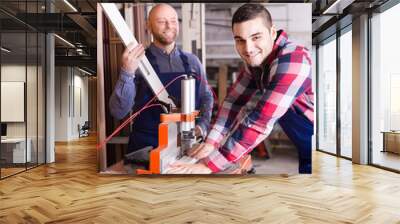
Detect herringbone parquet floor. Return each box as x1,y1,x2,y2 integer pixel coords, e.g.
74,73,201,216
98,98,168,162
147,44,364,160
1,135,400,223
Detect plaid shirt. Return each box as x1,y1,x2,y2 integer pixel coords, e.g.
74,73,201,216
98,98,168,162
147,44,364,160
204,30,313,173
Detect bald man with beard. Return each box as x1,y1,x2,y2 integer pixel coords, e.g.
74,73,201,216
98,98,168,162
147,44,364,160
109,4,214,162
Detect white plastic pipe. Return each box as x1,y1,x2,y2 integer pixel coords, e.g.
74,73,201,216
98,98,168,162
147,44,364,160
100,3,175,107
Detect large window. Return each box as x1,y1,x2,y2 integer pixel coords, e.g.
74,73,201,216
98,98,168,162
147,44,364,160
317,36,337,154
0,1,47,179
370,3,400,171
339,28,352,158
317,28,353,159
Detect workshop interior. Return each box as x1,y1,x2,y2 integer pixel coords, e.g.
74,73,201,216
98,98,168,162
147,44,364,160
97,3,312,175
0,0,399,178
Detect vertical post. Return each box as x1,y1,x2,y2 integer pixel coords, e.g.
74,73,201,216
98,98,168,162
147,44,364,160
181,3,206,64
218,64,228,106
97,4,107,172
199,3,206,67
352,14,369,164
181,3,192,53
45,0,55,163
313,45,318,151
124,3,135,34
336,28,341,157
45,34,55,163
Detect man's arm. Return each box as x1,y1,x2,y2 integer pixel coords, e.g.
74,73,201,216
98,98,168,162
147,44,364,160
193,57,214,137
109,43,145,120
204,50,312,172
109,70,137,120
204,69,258,148
167,69,258,174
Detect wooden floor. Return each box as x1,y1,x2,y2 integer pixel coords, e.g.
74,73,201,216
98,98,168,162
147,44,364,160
0,167,26,178
1,163,45,178
1,136,400,223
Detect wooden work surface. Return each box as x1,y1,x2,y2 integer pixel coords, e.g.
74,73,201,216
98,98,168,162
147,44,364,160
382,131,400,154
1,135,400,223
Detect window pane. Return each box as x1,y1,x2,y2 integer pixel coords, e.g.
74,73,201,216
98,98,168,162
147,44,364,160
38,32,45,165
318,37,337,154
371,3,400,171
27,31,38,169
340,29,352,158
1,30,28,177
0,0,46,179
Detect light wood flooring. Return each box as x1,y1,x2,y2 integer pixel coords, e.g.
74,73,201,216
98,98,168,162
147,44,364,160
0,135,400,223
1,167,26,178
1,163,45,178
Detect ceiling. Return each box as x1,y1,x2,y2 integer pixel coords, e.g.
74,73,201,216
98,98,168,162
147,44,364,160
0,0,396,74
0,0,96,73
311,0,391,43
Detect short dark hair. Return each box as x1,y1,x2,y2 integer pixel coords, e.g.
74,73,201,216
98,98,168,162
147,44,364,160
232,4,272,29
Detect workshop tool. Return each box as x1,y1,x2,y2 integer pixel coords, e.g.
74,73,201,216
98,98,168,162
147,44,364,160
180,76,197,157
101,3,253,174
135,75,253,174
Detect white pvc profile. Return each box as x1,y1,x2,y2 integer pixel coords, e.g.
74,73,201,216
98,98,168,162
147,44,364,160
100,3,175,108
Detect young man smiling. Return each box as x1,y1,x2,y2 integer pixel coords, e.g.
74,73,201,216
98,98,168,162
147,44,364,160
167,3,313,174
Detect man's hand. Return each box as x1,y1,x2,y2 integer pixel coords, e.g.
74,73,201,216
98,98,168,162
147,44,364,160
121,43,145,74
165,162,212,174
187,143,215,160
194,125,203,138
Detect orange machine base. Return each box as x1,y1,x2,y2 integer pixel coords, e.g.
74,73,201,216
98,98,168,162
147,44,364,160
136,111,253,175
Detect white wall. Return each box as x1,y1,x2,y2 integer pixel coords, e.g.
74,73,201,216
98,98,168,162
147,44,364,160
54,66,89,141
1,65,38,138
270,3,312,50
72,72,89,138
1,65,26,81
1,64,46,163
1,65,26,140
55,66,69,141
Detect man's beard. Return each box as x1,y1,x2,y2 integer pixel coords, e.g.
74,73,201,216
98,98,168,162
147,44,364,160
153,31,177,45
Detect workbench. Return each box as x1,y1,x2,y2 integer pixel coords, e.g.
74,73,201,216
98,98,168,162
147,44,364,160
381,131,400,154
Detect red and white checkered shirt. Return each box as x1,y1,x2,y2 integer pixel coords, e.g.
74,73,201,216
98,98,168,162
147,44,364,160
204,30,313,172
